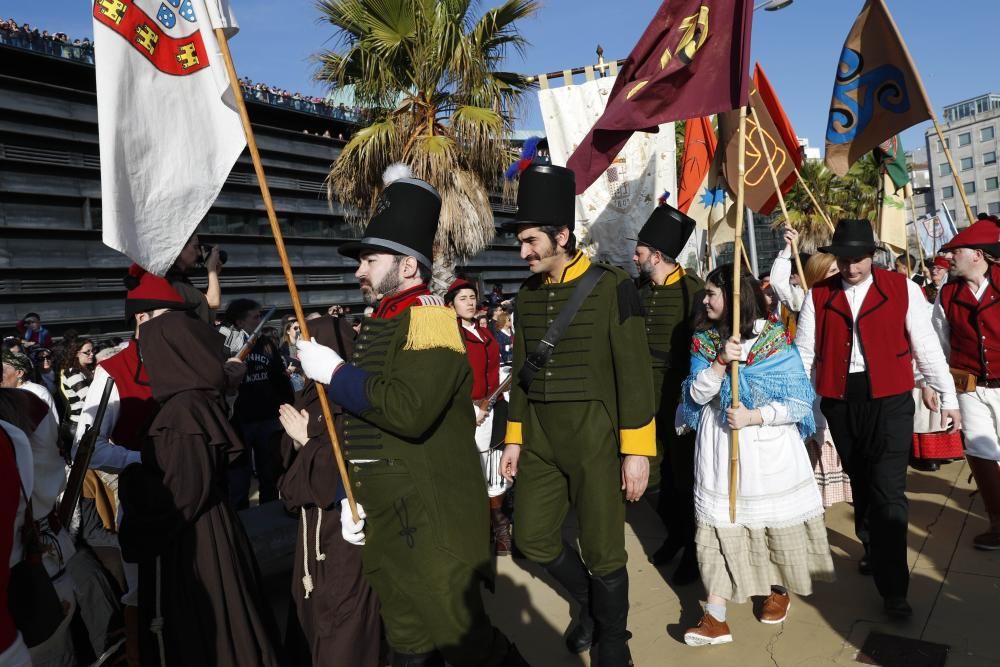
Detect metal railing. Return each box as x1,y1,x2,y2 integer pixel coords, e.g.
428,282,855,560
0,29,367,125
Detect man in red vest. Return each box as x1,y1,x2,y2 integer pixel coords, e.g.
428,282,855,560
932,215,1000,550
794,219,960,619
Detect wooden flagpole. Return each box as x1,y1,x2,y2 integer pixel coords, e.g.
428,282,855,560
791,166,836,234
214,28,359,522
908,194,926,266
729,105,748,524
931,118,976,225
749,105,808,290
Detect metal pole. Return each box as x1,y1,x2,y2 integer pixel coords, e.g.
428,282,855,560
745,207,759,277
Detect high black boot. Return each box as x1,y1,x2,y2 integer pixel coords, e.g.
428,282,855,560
499,643,532,667
392,650,445,666
591,567,631,667
541,543,594,653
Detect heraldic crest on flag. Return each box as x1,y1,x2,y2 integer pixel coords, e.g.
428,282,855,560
94,0,245,276
94,0,210,76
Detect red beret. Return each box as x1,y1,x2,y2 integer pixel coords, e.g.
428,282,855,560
941,216,1000,253
932,256,950,270
124,264,190,316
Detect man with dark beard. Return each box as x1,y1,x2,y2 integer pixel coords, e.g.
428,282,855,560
630,203,703,585
295,167,528,667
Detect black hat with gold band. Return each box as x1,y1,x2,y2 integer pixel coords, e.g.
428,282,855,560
339,164,440,269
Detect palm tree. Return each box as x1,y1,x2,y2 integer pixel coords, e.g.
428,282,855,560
316,0,539,291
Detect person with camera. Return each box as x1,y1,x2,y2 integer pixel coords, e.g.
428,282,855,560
166,233,225,324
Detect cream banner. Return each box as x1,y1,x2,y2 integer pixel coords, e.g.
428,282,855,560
539,75,687,272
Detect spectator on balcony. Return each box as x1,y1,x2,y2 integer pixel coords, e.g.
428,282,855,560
166,233,223,324
16,312,52,350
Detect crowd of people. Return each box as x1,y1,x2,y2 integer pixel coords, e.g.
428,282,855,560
2,162,999,667
238,77,370,124
0,19,94,63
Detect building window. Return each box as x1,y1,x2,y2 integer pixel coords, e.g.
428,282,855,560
989,202,1000,215
939,163,951,176
942,185,954,199
937,138,950,152
987,177,999,191
959,132,972,146
971,205,979,216
983,126,996,141
961,156,974,171
964,181,976,194
986,151,997,165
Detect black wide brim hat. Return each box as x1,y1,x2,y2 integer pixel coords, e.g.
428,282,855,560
628,204,696,259
500,164,576,233
339,177,441,269
818,219,878,257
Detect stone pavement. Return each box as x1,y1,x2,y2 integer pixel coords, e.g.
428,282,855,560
484,460,1000,667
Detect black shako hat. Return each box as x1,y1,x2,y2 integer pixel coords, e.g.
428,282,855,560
818,219,878,257
502,164,576,232
339,170,440,269
630,204,696,260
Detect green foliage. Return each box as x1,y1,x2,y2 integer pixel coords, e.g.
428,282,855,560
317,0,539,287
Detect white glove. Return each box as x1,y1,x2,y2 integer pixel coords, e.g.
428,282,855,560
296,339,343,384
340,498,366,546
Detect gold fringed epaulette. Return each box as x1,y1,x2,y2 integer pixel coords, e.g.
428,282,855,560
403,305,466,353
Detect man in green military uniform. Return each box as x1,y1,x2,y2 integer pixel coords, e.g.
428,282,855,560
631,203,703,585
499,164,656,667
297,168,527,667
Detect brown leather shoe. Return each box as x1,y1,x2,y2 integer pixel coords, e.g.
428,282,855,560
758,590,790,624
684,611,733,646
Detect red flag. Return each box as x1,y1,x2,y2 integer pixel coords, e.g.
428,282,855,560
677,117,717,215
566,0,754,195
752,64,802,215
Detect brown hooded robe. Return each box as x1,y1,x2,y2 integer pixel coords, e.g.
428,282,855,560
118,311,282,667
277,315,382,666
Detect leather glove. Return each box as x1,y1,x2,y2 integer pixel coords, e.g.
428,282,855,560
296,339,343,384
340,499,366,546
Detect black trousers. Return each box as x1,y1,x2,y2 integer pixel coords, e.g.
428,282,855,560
821,372,915,600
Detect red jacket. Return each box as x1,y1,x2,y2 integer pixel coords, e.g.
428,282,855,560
811,268,914,399
939,264,1000,380
460,322,499,401
99,341,157,452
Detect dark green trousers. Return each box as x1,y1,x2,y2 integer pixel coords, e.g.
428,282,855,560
515,400,626,576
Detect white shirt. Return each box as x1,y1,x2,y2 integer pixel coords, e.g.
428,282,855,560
74,365,141,473
795,272,958,410
930,276,991,359
769,246,805,313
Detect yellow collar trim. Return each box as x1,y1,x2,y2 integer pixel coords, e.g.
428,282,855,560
546,251,591,284
662,266,685,286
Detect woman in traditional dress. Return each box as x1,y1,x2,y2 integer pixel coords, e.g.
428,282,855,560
118,311,281,667
680,265,834,647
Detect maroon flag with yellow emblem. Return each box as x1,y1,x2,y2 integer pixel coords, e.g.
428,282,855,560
566,0,754,195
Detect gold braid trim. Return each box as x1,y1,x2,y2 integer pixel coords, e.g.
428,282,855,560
403,305,466,353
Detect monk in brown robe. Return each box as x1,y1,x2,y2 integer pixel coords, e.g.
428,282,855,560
118,311,282,667
277,315,382,666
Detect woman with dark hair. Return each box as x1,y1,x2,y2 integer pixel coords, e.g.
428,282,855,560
58,337,95,428
680,265,833,647
118,311,281,667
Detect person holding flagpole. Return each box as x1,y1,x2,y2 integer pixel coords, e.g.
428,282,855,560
679,264,833,646
795,219,960,618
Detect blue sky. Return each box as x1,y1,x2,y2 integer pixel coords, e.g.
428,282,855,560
5,0,998,157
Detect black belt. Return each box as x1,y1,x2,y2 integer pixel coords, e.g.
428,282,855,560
978,377,1000,389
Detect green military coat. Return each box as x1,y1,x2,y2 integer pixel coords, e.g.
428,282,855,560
505,251,656,455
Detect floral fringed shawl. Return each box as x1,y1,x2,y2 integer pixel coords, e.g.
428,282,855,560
680,319,816,440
